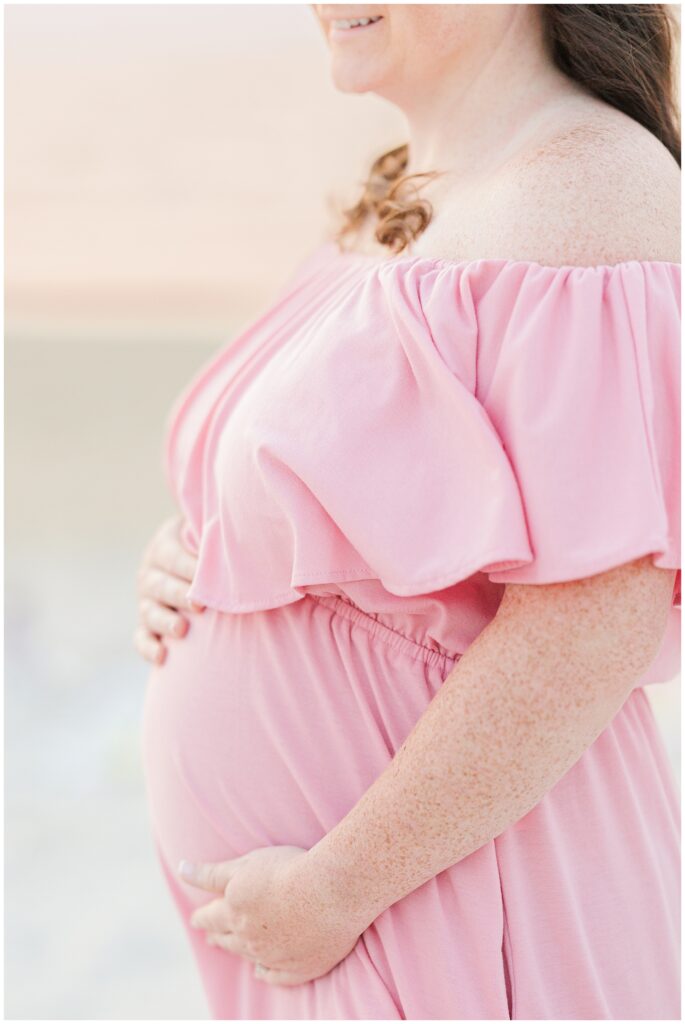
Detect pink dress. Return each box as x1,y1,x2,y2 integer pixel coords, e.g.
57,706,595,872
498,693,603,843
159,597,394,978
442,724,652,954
141,239,681,1020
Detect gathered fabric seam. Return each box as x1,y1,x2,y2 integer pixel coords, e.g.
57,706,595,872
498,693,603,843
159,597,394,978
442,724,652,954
307,592,460,669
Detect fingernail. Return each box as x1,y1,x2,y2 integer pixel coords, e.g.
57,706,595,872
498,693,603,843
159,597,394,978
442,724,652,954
178,859,196,880
190,601,205,613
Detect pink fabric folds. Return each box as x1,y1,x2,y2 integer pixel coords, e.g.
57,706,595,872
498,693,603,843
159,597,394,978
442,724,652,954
167,243,680,627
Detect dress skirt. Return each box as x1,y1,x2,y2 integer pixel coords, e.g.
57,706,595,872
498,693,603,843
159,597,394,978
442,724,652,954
140,590,680,1020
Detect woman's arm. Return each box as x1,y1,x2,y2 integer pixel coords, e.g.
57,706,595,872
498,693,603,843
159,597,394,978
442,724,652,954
299,556,676,929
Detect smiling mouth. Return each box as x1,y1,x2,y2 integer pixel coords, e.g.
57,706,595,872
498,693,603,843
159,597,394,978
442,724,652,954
330,15,383,32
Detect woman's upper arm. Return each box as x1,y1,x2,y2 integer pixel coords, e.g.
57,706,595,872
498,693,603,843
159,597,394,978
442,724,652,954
494,557,678,694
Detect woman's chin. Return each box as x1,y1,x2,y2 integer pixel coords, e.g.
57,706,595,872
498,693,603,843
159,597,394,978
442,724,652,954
329,61,387,95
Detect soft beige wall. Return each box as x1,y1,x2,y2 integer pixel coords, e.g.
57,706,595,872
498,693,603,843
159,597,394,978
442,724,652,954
6,3,405,342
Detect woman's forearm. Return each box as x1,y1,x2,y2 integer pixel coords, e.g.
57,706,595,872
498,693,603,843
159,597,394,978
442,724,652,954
301,573,663,930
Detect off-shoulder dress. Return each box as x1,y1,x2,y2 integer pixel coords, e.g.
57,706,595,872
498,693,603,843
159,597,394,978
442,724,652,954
141,239,681,1020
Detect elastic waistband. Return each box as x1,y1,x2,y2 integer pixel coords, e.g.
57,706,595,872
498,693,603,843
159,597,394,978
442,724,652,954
306,592,459,671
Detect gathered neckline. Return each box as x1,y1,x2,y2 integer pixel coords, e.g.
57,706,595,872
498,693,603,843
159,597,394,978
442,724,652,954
328,239,681,275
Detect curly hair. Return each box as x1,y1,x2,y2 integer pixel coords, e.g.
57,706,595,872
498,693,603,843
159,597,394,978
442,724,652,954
334,4,681,255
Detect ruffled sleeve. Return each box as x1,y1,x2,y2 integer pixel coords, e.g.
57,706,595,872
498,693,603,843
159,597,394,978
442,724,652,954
452,259,681,603
178,247,680,620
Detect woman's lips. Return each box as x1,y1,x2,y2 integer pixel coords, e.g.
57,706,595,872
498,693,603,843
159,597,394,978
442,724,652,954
328,15,383,40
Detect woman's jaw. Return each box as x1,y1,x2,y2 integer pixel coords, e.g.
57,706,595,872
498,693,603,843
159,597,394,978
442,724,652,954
311,4,578,184
312,5,390,94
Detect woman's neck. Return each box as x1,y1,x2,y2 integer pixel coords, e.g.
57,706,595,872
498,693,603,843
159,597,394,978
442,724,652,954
397,11,585,185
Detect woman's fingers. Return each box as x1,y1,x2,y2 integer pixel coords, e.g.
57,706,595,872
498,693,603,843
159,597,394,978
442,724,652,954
190,897,234,933
139,597,188,639
156,532,199,584
206,931,253,958
141,565,197,612
133,516,205,666
133,626,166,665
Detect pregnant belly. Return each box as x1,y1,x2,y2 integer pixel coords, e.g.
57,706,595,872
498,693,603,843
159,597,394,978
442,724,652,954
140,593,454,875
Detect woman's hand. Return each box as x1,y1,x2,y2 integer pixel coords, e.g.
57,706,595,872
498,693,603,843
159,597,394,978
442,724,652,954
179,846,368,987
134,513,204,665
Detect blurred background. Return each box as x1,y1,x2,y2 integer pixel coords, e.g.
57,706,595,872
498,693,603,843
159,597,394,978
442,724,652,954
5,4,680,1019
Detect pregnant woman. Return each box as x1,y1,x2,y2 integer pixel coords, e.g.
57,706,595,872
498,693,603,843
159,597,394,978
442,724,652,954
137,5,681,1019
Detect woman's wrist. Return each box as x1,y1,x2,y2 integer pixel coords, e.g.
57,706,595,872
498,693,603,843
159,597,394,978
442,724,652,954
295,833,389,934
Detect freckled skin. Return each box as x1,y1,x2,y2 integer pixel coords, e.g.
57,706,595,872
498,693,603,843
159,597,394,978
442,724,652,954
307,22,681,931
416,114,682,267
299,557,677,927
181,6,681,986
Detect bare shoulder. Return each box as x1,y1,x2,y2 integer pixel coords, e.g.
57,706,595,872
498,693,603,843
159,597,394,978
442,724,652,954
430,103,681,267
508,107,680,265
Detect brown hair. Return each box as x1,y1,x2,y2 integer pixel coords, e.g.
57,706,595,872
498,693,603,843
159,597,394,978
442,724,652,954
335,4,681,255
